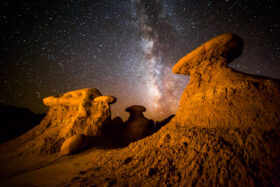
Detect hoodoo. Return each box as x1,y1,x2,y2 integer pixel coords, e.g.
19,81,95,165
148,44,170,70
172,33,280,129
1,88,116,155
123,105,154,142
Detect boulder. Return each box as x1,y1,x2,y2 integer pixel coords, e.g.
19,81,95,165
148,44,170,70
60,134,90,155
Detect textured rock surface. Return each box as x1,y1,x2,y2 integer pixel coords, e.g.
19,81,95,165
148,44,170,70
172,33,280,129
173,33,243,75
0,88,116,155
63,124,280,186
43,88,102,107
70,95,116,137
38,89,116,154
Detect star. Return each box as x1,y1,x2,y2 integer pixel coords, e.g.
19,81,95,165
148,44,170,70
0,0,279,120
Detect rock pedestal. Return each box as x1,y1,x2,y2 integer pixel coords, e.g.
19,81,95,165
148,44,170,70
28,88,115,154
172,33,280,129
123,105,154,142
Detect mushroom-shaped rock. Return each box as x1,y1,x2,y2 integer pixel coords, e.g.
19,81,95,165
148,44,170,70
172,33,280,129
173,33,243,75
19,88,118,155
60,134,90,155
123,105,154,142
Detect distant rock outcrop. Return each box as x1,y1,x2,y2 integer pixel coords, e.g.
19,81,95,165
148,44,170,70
0,105,45,144
172,33,280,129
123,105,154,142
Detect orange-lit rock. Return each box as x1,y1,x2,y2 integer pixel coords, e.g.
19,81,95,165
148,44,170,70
172,33,243,75
1,88,116,155
172,33,280,129
40,90,116,154
43,88,102,107
70,95,116,137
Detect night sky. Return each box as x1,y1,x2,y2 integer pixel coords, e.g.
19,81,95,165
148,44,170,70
1,0,279,120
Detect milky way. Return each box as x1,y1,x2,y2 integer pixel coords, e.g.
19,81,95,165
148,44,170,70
134,0,185,116
0,0,279,120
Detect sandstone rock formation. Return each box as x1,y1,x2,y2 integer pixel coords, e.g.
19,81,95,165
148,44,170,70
0,88,116,155
173,33,243,75
172,33,280,129
71,95,116,137
123,105,154,142
43,90,116,153
38,89,116,154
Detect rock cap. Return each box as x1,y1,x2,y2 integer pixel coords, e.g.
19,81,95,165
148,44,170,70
43,88,102,106
172,33,243,75
125,105,146,113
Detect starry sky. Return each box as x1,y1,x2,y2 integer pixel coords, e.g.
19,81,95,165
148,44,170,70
0,0,280,120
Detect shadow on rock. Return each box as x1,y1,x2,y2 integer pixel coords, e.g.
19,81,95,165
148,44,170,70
11,87,174,155
100,108,175,149
61,106,175,152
